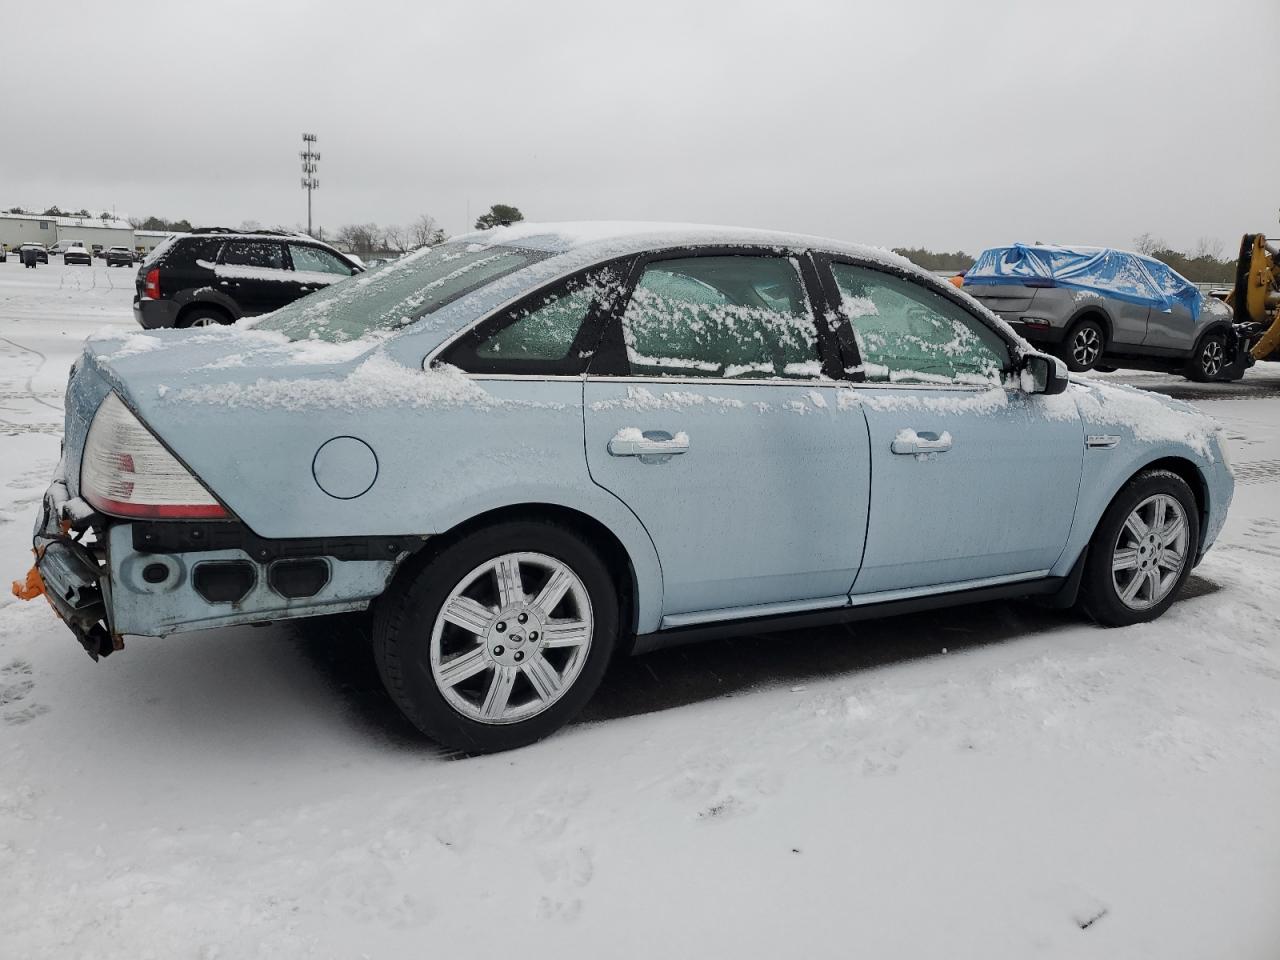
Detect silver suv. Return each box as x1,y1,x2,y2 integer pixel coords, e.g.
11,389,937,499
962,244,1242,381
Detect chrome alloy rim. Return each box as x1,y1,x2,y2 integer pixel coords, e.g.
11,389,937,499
430,552,594,724
1071,326,1102,367
1111,494,1189,611
1201,339,1224,377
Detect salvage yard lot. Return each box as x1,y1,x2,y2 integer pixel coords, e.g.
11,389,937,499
2,261,1279,958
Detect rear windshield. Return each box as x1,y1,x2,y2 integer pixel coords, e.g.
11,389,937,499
254,241,545,342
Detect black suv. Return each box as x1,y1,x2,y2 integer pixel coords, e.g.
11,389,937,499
133,228,362,329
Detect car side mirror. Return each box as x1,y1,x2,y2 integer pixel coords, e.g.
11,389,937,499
1019,352,1068,395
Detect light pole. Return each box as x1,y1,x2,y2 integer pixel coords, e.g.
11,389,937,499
300,133,320,237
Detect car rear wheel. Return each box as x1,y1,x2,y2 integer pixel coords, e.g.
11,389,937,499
1060,318,1105,372
1078,469,1199,626
1185,330,1228,382
177,308,232,328
372,521,618,753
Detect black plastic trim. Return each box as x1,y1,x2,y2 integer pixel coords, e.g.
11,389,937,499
631,576,1067,653
131,521,423,562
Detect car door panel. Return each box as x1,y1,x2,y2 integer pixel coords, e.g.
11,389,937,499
819,257,1085,595
852,386,1083,593
584,379,870,617
581,249,871,621
1141,302,1194,350
216,240,296,315
1108,300,1150,346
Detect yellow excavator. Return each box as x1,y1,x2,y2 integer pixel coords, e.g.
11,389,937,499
1230,233,1280,361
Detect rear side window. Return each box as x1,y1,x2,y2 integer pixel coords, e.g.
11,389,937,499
829,263,1008,384
443,265,628,375
154,237,223,269
289,243,354,276
620,256,821,379
221,241,285,270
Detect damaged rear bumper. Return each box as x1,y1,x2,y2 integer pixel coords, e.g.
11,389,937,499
18,469,421,660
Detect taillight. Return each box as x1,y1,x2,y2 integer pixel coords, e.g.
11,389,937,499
81,394,230,519
143,268,161,299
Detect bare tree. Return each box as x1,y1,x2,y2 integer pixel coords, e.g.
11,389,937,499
126,216,146,229
238,219,262,232
383,223,409,253
410,213,448,248
1132,232,1163,256
1191,236,1224,261
336,223,383,256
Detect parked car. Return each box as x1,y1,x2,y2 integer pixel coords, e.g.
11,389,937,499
63,244,92,266
104,246,134,267
0,246,6,263
961,244,1243,382
23,223,1233,754
133,229,364,328
18,243,49,264
91,245,104,258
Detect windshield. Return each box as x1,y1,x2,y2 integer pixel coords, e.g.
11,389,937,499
254,241,546,342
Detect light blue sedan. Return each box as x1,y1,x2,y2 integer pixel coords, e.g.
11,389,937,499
23,223,1234,752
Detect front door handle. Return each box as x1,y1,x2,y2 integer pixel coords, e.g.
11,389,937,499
608,429,690,459
891,429,952,455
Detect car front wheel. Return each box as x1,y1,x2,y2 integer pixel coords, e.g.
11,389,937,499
1185,330,1228,382
1061,318,1105,372
1079,469,1199,626
372,521,618,753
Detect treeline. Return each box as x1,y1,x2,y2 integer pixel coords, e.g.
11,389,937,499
892,247,975,272
6,205,116,220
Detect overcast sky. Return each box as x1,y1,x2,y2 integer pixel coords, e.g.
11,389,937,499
2,0,1276,254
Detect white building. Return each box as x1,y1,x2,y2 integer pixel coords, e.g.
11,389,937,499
53,216,135,254
134,229,176,255
0,212,57,252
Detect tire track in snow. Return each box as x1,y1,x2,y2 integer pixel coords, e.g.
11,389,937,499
0,335,63,413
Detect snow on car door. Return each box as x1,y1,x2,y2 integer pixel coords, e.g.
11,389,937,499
216,240,297,315
583,252,871,624
824,261,1084,595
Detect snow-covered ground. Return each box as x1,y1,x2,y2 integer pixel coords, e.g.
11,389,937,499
2,261,1278,958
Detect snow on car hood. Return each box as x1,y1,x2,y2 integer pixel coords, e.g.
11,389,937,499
1068,375,1220,459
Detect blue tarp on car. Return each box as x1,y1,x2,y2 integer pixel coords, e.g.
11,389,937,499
965,244,1202,319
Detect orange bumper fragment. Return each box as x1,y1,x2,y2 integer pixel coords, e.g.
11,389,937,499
12,564,46,601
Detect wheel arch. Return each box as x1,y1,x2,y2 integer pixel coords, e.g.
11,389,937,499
392,501,647,653
1130,455,1209,539
1066,306,1113,343
174,296,239,327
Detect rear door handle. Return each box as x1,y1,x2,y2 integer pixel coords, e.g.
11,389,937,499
608,429,690,459
891,430,952,455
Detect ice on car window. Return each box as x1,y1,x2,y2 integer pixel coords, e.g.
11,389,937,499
829,263,1006,384
621,256,821,379
255,242,545,343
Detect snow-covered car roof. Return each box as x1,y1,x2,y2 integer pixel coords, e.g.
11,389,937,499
454,220,916,269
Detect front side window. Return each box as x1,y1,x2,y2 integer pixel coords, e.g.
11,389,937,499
828,263,1007,384
221,240,285,270
621,255,821,379
289,243,354,276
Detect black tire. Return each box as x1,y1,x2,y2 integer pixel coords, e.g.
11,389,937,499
1059,317,1106,372
176,307,233,328
1184,330,1228,382
1094,364,1118,373
1078,469,1200,627
372,520,619,753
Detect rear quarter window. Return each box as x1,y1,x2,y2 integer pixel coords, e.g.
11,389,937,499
156,238,224,269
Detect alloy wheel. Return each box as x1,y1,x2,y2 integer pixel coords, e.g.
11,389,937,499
1200,338,1224,378
1110,493,1189,611
429,552,594,724
1071,326,1102,368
